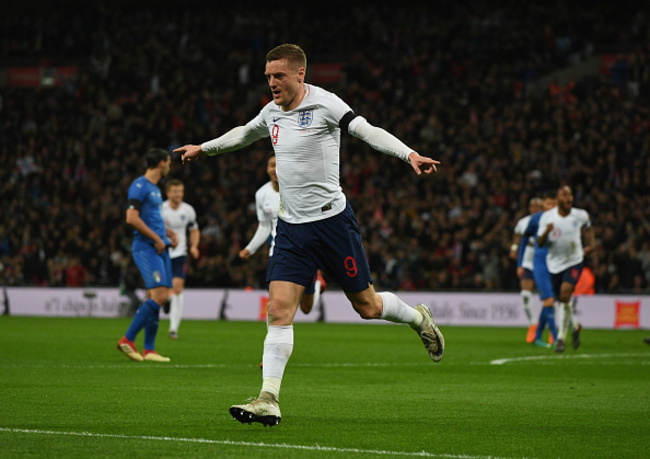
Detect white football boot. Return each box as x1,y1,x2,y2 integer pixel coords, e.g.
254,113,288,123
414,304,445,362
230,391,281,427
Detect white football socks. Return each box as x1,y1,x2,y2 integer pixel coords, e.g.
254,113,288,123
558,302,572,340
570,298,580,329
169,292,184,333
261,325,294,400
521,290,534,325
378,292,423,329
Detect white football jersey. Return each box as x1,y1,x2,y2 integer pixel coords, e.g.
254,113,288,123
255,181,280,256
162,201,199,259
248,84,352,223
514,214,534,271
537,207,591,274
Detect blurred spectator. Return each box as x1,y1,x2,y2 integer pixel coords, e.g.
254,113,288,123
65,256,88,287
0,1,648,293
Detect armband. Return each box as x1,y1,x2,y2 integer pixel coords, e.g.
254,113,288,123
127,199,142,211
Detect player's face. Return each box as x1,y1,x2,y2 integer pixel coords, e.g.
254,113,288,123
167,185,184,204
557,186,573,212
267,156,278,184
160,157,171,177
265,58,305,111
529,201,541,214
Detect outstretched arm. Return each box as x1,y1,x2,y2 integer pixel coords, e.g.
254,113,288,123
348,116,440,175
239,220,273,260
174,124,263,164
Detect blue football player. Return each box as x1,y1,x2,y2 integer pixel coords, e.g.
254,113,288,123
117,148,177,362
521,190,558,348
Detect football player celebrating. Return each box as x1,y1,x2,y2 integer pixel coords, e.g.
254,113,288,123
537,185,595,352
175,44,444,426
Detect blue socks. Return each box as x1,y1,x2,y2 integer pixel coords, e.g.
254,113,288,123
535,306,557,341
124,299,161,350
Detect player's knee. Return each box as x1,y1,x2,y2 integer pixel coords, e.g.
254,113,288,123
267,300,295,325
348,290,382,320
353,300,382,320
357,310,379,320
560,286,574,302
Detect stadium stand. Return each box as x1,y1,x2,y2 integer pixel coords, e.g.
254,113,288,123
1,1,649,293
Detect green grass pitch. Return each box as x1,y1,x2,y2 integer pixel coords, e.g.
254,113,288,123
0,316,648,458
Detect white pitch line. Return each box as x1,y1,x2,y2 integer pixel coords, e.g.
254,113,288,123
0,427,519,459
2,356,648,369
491,352,648,365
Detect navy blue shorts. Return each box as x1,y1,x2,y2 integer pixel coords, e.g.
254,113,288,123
551,262,583,299
132,245,172,290
170,255,187,279
267,201,373,293
304,272,317,294
265,258,317,293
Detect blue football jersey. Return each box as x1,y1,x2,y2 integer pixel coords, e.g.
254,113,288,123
127,176,169,251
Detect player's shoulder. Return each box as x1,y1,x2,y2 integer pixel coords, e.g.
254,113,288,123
260,100,275,115
254,100,279,124
256,181,276,196
128,175,147,194
304,84,346,105
307,83,331,96
518,214,531,225
514,215,529,233
130,175,146,186
538,207,555,222
571,207,590,219
180,201,195,212
530,210,544,221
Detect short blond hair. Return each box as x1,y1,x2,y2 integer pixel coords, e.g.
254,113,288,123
266,44,307,70
165,178,183,191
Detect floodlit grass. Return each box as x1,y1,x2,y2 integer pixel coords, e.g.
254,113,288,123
0,316,648,458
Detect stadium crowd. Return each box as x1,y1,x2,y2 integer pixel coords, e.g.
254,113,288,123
1,1,649,294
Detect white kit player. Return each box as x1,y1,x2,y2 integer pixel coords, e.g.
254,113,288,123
175,44,444,427
162,178,200,339
240,154,281,263
537,185,595,353
510,197,543,343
